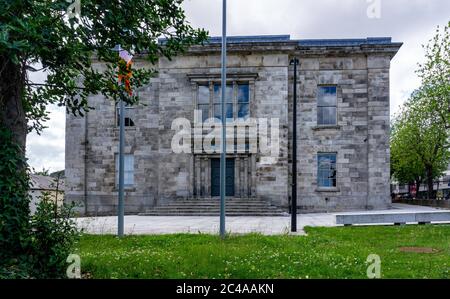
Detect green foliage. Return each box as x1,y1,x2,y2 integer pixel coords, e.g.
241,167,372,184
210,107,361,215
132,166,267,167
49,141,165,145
417,21,450,129
391,21,450,195
0,126,80,278
29,193,80,279
0,0,208,133
77,226,450,279
0,126,31,278
391,92,450,194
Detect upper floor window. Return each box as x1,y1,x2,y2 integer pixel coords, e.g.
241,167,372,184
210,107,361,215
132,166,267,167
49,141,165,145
115,154,134,188
116,103,135,127
317,86,337,125
198,86,210,122
237,84,250,120
317,153,337,188
213,84,233,121
197,83,250,122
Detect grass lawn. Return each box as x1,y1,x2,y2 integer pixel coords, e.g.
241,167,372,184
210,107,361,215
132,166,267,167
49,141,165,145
76,225,450,279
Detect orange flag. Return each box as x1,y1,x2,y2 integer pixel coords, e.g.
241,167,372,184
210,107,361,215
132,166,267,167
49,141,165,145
118,50,133,96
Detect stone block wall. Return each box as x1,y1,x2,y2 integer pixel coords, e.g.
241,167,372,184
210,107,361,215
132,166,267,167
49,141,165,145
65,38,400,215
290,54,393,212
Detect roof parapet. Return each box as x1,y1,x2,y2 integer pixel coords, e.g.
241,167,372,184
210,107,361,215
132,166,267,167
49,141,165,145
159,35,399,47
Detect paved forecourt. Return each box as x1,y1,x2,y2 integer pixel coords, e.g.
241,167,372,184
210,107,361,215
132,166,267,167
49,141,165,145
75,204,449,236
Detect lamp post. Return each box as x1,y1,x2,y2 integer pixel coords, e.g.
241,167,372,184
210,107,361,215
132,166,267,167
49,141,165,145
219,0,227,239
290,58,299,232
112,44,126,238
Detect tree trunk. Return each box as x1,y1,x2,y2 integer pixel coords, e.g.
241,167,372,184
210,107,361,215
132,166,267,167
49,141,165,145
426,167,434,200
0,56,27,154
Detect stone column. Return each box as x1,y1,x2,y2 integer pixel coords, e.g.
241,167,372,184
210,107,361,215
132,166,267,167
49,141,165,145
195,156,201,198
189,155,194,198
250,155,256,198
235,157,241,198
249,80,255,118
200,157,206,197
367,55,391,210
240,157,245,197
204,157,210,197
244,157,249,198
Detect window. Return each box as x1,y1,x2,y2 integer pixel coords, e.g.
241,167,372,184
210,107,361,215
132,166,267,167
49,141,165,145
116,104,135,127
197,83,250,122
317,86,337,125
317,153,337,187
198,85,210,122
237,84,250,120
115,154,134,187
213,84,233,121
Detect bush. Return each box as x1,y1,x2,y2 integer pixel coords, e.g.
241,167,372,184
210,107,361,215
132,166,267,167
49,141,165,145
29,193,80,278
0,126,80,278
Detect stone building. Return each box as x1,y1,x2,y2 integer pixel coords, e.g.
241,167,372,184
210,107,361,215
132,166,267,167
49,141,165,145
65,35,402,216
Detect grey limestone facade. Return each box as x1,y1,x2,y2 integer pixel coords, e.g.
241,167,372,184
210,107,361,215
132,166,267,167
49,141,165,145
65,35,402,215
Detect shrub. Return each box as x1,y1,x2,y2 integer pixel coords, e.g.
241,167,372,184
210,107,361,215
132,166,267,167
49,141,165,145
30,193,80,278
0,126,80,278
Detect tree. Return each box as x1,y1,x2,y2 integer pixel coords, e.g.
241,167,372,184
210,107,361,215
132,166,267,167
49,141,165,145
391,21,450,199
391,120,425,194
391,91,450,199
417,21,450,130
0,0,207,152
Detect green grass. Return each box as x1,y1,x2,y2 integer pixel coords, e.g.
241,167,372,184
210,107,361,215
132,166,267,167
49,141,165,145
76,225,450,279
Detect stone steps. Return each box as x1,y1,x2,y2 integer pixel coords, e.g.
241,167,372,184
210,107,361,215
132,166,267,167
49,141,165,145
139,199,288,217
156,204,272,208
141,212,287,217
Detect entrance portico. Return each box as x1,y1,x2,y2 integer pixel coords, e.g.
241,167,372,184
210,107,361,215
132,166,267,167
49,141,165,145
193,155,256,199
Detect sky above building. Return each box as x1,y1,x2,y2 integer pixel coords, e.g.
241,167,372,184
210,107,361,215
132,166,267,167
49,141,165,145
26,0,450,172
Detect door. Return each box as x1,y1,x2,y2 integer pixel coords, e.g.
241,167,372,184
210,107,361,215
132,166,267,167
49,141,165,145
211,158,235,197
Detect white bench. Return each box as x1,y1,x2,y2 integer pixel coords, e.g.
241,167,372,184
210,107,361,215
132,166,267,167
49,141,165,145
336,211,450,226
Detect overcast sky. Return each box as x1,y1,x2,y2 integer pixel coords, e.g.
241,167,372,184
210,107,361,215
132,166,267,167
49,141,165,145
26,0,450,173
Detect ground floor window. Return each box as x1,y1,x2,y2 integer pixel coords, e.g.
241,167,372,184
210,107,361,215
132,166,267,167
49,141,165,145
317,153,337,187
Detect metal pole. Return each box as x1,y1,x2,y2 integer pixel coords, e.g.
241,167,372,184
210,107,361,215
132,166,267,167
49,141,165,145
118,94,125,237
291,58,299,232
220,0,227,239
111,43,126,238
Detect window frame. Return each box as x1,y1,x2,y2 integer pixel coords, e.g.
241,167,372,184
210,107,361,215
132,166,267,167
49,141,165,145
196,81,251,122
317,152,337,188
317,85,338,126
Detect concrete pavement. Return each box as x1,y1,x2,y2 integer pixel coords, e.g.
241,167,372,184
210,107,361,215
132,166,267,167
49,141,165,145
75,204,448,236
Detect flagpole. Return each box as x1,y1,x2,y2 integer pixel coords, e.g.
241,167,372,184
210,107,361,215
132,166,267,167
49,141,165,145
118,94,125,238
112,44,125,238
220,0,227,239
